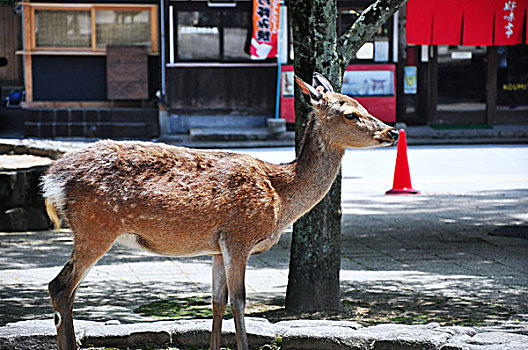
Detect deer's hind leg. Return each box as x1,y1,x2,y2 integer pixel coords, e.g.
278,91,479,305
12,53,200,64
49,227,116,350
219,238,250,350
210,254,228,350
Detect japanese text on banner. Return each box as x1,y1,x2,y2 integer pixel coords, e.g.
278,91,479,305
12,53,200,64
250,0,281,60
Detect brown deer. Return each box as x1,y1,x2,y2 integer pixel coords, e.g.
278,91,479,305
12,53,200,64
41,73,398,350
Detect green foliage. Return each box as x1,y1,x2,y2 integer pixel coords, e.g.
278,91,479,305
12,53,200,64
135,295,233,320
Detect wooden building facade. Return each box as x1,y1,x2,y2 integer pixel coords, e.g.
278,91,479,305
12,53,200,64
401,0,528,126
0,4,23,85
18,0,160,138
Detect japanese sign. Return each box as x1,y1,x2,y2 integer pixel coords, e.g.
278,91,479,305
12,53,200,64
406,0,528,46
342,70,395,97
403,66,417,95
250,0,281,60
495,0,527,44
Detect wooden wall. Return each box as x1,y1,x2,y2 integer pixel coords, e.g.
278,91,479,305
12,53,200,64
0,5,22,83
166,65,277,115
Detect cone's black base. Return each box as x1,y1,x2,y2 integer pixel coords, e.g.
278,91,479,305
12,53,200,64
386,189,420,195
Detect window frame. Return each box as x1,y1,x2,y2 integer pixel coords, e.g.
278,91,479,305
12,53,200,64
338,6,393,63
26,3,158,54
169,1,254,63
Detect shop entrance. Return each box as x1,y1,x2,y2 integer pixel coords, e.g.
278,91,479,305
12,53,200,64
434,45,488,125
496,45,528,124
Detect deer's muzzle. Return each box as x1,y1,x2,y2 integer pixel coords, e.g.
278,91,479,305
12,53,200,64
374,127,399,146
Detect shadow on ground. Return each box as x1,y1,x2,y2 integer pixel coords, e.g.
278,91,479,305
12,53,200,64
0,189,526,331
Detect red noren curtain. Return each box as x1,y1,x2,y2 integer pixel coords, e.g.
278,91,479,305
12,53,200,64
406,0,528,46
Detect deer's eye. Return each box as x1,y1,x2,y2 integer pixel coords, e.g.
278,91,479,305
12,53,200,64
344,113,360,121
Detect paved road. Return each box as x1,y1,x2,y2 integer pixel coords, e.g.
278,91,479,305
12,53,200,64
1,145,527,335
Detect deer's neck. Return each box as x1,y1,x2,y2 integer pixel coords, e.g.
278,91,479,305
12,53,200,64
274,116,344,225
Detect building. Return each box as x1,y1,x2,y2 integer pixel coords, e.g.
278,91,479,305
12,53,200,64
161,0,399,136
403,0,528,126
17,0,160,139
2,0,527,140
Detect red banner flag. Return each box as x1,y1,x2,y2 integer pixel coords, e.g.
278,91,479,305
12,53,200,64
250,0,281,60
407,0,528,46
495,0,528,45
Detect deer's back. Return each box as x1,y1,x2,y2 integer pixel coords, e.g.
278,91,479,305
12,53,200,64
44,140,282,255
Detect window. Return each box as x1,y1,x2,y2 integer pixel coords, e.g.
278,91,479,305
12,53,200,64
35,10,91,48
339,8,391,62
223,12,250,60
29,4,158,53
96,9,152,48
177,11,220,60
170,3,251,62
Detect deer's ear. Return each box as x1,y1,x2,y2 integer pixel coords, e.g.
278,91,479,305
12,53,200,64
313,72,334,93
295,75,322,104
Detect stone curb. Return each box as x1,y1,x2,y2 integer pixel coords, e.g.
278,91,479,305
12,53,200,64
1,318,527,350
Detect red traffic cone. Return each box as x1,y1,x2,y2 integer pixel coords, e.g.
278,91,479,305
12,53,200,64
386,129,420,195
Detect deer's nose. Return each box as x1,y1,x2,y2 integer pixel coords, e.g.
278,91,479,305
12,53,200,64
388,128,399,141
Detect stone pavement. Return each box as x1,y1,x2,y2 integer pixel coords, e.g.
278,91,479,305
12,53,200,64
1,190,527,349
1,138,528,348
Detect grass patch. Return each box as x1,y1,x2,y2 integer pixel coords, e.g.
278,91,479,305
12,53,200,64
135,295,232,320
135,292,513,328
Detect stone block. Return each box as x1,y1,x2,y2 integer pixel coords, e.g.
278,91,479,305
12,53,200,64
0,320,59,350
279,320,364,350
82,321,173,349
0,161,51,231
467,331,528,346
53,123,68,137
222,318,282,348
354,323,451,350
0,165,49,207
171,319,212,348
55,110,68,123
69,110,83,123
0,206,49,231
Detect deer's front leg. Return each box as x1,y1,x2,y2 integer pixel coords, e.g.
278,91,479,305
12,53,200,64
210,254,228,350
227,262,248,350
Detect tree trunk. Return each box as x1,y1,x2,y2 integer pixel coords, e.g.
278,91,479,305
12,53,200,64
285,0,408,312
286,0,342,312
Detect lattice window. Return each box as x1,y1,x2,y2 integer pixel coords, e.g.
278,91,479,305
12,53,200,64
27,4,157,53
35,10,91,48
96,9,151,48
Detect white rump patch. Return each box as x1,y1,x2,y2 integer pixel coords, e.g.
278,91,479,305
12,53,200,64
41,173,67,212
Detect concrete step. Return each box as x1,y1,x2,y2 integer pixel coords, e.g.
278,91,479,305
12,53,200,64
190,127,270,142
165,114,270,134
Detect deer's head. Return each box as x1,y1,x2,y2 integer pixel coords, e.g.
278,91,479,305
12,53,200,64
296,73,398,149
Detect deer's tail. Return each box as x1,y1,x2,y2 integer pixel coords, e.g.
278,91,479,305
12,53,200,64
45,198,61,230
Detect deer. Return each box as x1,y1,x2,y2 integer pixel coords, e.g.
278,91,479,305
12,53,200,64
41,73,398,350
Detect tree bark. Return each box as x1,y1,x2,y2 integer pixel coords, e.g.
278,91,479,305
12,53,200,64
286,0,342,312
285,0,408,312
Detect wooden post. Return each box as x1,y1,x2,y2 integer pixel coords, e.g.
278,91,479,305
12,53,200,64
428,46,438,124
395,7,406,122
417,45,429,123
23,3,33,102
486,46,498,125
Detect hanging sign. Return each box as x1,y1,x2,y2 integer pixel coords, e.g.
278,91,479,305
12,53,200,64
250,0,281,60
495,1,527,45
403,66,417,95
406,0,528,46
